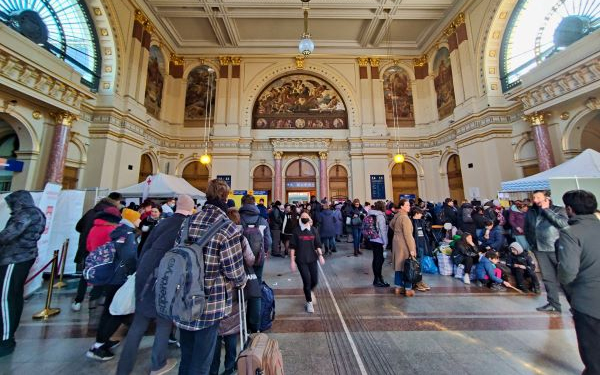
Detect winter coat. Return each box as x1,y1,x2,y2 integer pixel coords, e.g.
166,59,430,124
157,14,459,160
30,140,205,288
443,204,458,226
283,210,299,235
0,190,46,266
472,211,486,230
86,219,118,252
479,225,506,252
107,221,138,286
506,251,536,273
350,206,366,227
256,204,269,220
558,214,600,320
458,203,476,235
333,209,343,236
269,206,284,231
318,209,337,238
136,213,188,318
74,198,116,263
524,205,569,252
138,216,160,251
475,256,502,284
239,204,272,252
508,206,526,235
390,211,415,272
368,210,388,248
452,240,479,266
412,218,432,254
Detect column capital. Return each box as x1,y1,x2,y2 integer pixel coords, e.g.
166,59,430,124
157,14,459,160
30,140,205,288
413,54,428,67
318,151,328,160
357,57,369,67
522,111,551,126
231,56,242,66
219,56,231,66
585,97,600,110
134,9,148,24
50,111,77,127
369,58,379,67
453,12,466,27
273,151,284,160
169,53,184,66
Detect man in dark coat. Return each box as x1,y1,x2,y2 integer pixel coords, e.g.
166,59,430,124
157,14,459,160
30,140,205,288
557,190,600,375
269,201,284,257
71,192,122,312
0,190,46,357
442,198,458,227
116,194,194,374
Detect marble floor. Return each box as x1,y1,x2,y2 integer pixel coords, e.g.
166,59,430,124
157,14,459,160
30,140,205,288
1,241,584,375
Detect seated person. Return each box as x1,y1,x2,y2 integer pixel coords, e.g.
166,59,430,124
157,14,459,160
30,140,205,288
506,242,540,294
479,220,505,252
475,251,513,291
451,232,479,285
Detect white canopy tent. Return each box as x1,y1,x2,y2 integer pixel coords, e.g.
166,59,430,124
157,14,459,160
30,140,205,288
500,149,600,192
118,173,206,200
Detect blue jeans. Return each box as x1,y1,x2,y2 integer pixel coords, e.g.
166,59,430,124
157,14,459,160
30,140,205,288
416,244,425,262
352,227,362,251
322,237,336,252
394,271,413,289
178,322,220,375
209,334,238,375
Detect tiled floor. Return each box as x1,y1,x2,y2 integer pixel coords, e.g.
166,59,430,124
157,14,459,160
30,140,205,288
1,241,584,375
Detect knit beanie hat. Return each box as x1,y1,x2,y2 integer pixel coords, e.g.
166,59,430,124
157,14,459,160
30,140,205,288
121,208,141,224
97,206,121,224
176,194,194,212
493,199,501,207
509,241,524,255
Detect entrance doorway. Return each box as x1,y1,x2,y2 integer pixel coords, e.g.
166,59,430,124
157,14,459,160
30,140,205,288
447,154,465,201
329,165,348,202
285,159,316,204
0,132,18,191
391,162,419,204
138,154,154,182
253,165,273,202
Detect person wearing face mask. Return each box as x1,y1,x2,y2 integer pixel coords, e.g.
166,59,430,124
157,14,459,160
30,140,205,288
290,211,325,314
138,204,162,254
161,198,176,218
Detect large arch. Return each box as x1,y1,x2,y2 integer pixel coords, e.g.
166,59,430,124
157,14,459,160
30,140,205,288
138,153,156,182
283,158,318,203
562,107,600,155
390,161,419,203
252,164,274,202
328,164,349,201
182,160,210,192
447,154,465,201
0,112,39,190
87,0,121,94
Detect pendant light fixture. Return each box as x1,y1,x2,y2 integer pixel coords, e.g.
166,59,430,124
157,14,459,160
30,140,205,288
385,12,404,164
200,67,214,165
298,0,314,56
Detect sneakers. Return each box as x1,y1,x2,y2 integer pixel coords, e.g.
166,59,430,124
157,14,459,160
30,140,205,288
490,284,506,292
305,302,314,314
311,292,317,305
150,358,178,375
415,281,430,292
168,334,180,347
71,302,81,312
86,346,114,361
105,340,120,350
463,273,471,285
536,303,561,313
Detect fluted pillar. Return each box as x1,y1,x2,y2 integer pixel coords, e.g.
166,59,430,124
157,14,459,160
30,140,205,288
523,112,556,171
319,152,328,200
273,151,283,203
45,112,77,184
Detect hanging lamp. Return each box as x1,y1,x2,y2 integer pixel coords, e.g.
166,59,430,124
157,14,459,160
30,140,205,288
298,0,314,56
200,67,214,165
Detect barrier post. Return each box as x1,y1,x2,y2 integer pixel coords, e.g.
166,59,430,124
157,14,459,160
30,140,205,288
53,239,69,289
32,250,61,320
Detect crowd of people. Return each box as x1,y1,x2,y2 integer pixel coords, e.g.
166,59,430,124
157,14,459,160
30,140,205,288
0,182,599,374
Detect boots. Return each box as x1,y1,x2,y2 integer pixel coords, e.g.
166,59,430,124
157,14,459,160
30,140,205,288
373,277,390,287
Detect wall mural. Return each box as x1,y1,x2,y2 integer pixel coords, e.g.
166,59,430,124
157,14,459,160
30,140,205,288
185,66,216,123
144,46,165,118
253,74,348,129
383,66,415,127
433,48,456,120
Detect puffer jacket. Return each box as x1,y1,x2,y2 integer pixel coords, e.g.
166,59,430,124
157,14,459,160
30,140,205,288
74,198,117,264
239,204,272,252
86,218,118,252
524,205,568,252
318,209,337,238
0,190,46,266
107,221,138,285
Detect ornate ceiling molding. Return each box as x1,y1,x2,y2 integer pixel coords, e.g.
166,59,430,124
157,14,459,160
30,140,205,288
270,138,331,152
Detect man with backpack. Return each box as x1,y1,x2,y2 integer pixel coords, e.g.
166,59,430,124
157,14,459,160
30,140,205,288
173,179,246,375
239,194,271,333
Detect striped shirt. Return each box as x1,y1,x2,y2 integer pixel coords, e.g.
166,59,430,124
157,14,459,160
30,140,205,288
174,204,246,331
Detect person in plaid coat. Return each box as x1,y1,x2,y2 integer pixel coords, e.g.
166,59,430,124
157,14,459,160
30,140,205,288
174,179,246,375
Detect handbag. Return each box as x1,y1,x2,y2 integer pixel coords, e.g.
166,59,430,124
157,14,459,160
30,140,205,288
109,273,136,315
244,266,262,299
345,217,351,225
351,216,362,226
403,257,422,284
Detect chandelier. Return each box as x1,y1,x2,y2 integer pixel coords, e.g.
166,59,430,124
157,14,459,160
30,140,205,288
299,0,314,56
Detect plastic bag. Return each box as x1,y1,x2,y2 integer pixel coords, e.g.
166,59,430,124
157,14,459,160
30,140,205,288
403,257,422,284
421,256,438,274
109,273,136,315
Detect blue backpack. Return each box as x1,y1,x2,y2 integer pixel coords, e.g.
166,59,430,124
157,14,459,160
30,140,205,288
259,281,275,331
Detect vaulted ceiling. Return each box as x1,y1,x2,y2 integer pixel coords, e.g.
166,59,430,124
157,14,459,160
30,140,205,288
138,0,463,56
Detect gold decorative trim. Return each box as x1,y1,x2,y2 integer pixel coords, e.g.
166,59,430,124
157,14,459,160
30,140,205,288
369,58,379,67
295,56,305,69
522,112,551,126
219,56,231,66
169,53,184,66
453,12,465,27
134,9,147,24
231,57,242,66
413,54,428,67
357,57,369,67
50,111,78,127
31,111,42,120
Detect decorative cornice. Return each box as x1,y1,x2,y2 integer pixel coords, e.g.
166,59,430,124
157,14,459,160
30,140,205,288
453,12,465,27
522,111,551,126
169,53,184,66
271,138,331,151
219,56,231,66
357,57,369,67
413,54,428,67
585,97,600,110
134,9,147,24
369,58,379,67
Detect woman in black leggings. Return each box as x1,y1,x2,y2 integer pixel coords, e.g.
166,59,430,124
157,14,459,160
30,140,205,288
290,210,325,314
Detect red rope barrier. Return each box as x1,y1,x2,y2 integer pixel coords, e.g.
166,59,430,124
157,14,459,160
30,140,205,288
25,257,56,285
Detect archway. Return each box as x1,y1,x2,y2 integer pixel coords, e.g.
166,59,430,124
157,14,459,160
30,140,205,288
447,154,465,201
391,162,418,204
253,165,273,202
0,131,18,191
182,161,209,192
580,112,600,153
329,165,348,202
285,159,316,204
138,154,154,182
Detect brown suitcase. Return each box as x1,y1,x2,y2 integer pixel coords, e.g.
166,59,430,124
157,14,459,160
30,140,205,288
237,289,285,375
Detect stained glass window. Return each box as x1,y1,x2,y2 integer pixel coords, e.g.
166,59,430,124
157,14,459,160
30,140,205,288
0,0,101,91
500,0,600,92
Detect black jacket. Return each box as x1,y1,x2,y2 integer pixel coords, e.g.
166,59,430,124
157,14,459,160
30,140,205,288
268,206,284,231
558,214,600,320
443,204,458,226
137,213,188,318
452,240,478,266
506,251,536,273
74,199,116,263
524,205,568,252
0,190,46,266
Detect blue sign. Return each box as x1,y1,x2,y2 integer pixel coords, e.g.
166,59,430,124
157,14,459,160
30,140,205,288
399,194,416,200
370,175,385,200
253,190,269,195
286,181,315,188
216,175,231,187
233,190,247,195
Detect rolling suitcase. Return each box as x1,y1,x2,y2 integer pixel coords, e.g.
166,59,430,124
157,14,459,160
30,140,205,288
237,289,285,375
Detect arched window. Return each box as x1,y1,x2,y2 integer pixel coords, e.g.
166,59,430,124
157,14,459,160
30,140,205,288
0,0,101,90
500,0,600,92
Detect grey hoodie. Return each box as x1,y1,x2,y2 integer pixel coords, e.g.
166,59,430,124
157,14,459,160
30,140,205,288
239,203,272,253
0,190,46,265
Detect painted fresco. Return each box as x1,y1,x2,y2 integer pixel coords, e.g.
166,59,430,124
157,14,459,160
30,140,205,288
253,74,347,129
383,66,415,127
185,66,217,123
433,48,456,120
144,46,164,118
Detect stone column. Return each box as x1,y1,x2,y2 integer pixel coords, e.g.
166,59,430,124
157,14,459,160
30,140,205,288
273,151,283,203
45,112,77,184
524,112,555,171
319,152,328,200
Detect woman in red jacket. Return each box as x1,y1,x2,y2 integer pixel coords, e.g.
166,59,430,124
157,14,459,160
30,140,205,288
86,206,122,252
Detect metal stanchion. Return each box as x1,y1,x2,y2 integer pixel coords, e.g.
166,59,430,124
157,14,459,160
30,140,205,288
53,239,69,289
32,250,61,320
